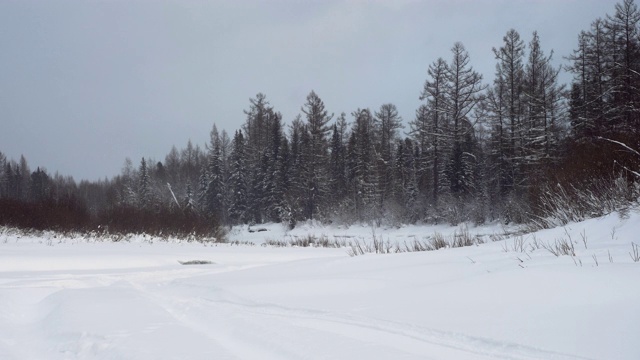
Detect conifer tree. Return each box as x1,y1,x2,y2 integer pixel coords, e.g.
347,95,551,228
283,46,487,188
228,130,248,224
183,182,195,213
17,155,30,201
300,91,333,220
0,152,7,198
606,0,640,134
445,42,486,199
30,167,50,202
286,116,306,221
204,129,224,221
346,109,379,221
567,20,609,140
329,122,347,204
414,58,450,207
374,103,403,210
480,29,528,220
274,135,292,225
392,138,419,221
486,29,525,200
138,157,151,209
522,32,565,180
262,112,285,222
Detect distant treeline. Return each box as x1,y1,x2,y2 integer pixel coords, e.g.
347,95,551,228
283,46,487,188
2,0,640,236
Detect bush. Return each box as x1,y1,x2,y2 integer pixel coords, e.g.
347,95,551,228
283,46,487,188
0,197,224,241
530,176,638,229
0,196,90,232
96,205,223,240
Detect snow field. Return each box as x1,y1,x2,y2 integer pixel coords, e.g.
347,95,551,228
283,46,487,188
0,210,639,359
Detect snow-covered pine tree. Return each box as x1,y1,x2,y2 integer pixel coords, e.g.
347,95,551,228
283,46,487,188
196,167,208,215
204,125,225,222
219,130,232,225
300,91,333,220
138,157,151,209
0,152,7,198
328,121,347,209
274,134,292,226
263,112,287,222
17,155,30,202
346,108,379,221
286,116,307,222
228,130,248,225
3,162,16,200
29,167,50,203
183,181,195,213
242,93,280,223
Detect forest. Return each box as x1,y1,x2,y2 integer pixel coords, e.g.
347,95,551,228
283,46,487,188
2,0,640,238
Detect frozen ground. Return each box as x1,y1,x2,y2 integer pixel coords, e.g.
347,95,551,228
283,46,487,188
1,210,639,359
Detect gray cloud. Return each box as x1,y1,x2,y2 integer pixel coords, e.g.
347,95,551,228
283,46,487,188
0,0,618,180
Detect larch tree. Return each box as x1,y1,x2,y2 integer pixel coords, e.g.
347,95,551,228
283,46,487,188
606,0,640,135
374,103,403,211
522,32,565,180
414,57,450,207
444,42,486,199
487,29,525,200
567,20,609,140
481,29,528,221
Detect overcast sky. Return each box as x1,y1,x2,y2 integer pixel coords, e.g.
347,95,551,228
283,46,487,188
0,0,620,181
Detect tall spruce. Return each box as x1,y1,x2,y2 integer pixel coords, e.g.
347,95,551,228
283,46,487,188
228,130,248,224
263,112,285,222
346,109,379,221
138,157,151,209
329,120,347,207
287,116,306,221
300,91,333,220
204,125,224,221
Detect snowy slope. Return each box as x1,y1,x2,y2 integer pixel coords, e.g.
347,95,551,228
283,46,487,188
1,210,639,359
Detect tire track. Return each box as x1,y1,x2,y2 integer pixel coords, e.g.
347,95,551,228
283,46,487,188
133,279,594,360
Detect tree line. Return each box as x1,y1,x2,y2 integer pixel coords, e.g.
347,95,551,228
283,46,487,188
2,0,639,236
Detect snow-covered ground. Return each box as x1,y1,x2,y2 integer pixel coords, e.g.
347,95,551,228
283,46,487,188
1,210,639,359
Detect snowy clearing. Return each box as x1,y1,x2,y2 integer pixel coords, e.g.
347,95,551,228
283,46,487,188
1,211,639,360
